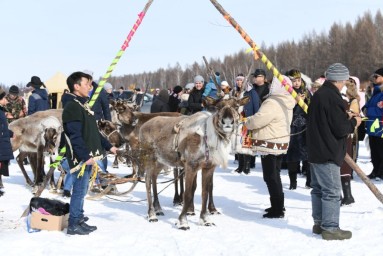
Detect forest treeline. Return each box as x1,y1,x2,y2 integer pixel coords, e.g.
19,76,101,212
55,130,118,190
109,10,383,91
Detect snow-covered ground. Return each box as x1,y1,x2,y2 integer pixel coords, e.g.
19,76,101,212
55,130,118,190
0,141,382,256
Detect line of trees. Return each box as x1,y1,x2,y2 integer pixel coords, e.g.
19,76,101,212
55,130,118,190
109,10,383,91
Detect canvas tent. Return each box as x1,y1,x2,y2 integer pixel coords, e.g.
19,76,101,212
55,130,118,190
44,72,68,109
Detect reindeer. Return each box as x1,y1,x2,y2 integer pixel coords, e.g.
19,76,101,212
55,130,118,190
97,119,125,168
110,99,180,177
139,96,249,230
9,110,62,188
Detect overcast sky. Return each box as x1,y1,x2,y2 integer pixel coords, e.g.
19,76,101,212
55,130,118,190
0,0,381,86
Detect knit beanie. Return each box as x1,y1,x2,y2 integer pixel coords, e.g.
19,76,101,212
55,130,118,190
103,82,113,90
325,63,349,81
374,68,383,76
194,75,204,83
9,85,20,95
173,85,183,94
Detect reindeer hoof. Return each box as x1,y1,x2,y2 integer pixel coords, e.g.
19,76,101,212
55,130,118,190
209,210,221,215
112,164,119,168
199,219,215,226
156,211,164,216
148,216,158,222
178,226,190,231
186,211,195,216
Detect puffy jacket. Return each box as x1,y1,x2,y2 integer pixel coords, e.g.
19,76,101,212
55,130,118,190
364,85,383,138
28,88,50,115
0,106,14,161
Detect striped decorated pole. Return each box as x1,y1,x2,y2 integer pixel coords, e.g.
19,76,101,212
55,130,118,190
210,0,307,113
88,0,154,108
209,0,383,204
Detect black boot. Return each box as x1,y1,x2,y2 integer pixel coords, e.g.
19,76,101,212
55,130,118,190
250,155,256,169
234,154,244,174
288,172,297,190
305,168,312,189
341,176,355,206
263,195,285,218
287,162,299,190
243,155,251,175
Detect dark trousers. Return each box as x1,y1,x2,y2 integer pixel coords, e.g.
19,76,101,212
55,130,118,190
370,136,383,177
261,154,283,198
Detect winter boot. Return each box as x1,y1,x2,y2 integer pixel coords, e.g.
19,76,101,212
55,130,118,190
305,167,312,188
263,195,285,218
243,155,251,175
250,156,256,169
341,176,355,206
234,154,244,174
288,171,297,190
321,228,352,240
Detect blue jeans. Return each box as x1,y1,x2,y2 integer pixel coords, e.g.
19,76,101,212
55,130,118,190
310,162,342,231
62,159,106,191
68,165,92,226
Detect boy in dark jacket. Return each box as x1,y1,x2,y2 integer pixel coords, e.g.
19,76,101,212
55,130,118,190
63,72,117,235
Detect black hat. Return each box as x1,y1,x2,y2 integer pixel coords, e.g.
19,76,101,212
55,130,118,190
173,85,183,94
27,76,43,89
374,68,383,77
9,85,20,95
252,69,266,77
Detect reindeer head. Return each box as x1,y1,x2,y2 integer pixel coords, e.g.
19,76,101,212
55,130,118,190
204,96,250,136
110,99,136,124
43,128,60,154
97,119,124,147
40,116,62,154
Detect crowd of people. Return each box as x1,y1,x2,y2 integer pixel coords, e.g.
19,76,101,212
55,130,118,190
0,64,382,239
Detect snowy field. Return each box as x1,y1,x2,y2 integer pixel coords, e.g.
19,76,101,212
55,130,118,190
0,140,382,256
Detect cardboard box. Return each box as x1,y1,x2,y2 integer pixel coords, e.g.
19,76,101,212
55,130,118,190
31,212,69,231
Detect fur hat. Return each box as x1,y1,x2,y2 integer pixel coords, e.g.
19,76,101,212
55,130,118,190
9,85,20,95
325,63,349,81
374,68,383,77
103,82,113,90
173,85,183,94
221,81,229,87
194,75,204,83
0,87,6,100
252,69,266,77
286,69,301,80
26,76,43,89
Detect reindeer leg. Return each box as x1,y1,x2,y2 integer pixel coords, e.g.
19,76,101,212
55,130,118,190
29,152,38,185
0,175,3,189
177,168,197,230
112,155,119,168
173,168,182,206
146,167,157,222
186,174,197,216
152,169,163,216
208,169,220,215
199,166,216,226
16,152,33,186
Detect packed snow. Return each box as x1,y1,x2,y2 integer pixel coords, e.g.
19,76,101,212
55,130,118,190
0,141,382,256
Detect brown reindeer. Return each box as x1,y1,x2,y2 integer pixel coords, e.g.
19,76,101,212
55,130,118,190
9,110,62,188
110,99,180,177
97,119,125,168
139,96,249,230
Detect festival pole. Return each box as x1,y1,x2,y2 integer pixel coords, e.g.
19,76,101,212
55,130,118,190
209,0,383,204
88,0,154,108
32,0,154,200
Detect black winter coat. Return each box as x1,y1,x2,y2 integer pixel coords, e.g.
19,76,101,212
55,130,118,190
90,82,112,121
307,81,357,166
286,102,308,162
0,106,14,161
151,90,170,113
187,89,204,114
